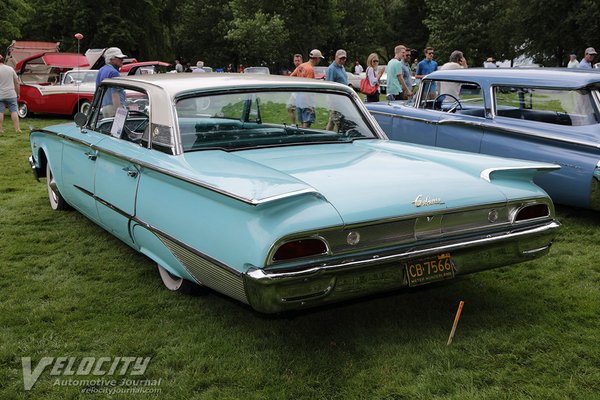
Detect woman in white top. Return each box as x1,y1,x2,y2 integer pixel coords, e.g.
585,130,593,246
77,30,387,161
365,53,384,103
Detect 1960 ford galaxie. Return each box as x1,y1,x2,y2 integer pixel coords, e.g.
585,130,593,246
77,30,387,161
367,68,600,211
29,74,560,313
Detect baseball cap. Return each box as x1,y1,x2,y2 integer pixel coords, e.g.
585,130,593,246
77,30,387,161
104,47,127,62
335,49,347,59
585,47,597,55
309,49,324,59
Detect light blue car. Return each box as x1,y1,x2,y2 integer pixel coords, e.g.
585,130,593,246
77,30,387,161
29,74,560,313
367,68,600,210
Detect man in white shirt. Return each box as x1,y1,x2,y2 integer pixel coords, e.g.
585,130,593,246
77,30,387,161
438,50,468,101
354,60,363,74
567,54,580,68
0,54,21,133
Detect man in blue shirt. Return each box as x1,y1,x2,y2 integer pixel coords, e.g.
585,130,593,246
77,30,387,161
416,47,438,98
325,50,348,131
96,47,127,116
325,49,348,85
579,47,596,69
416,47,438,78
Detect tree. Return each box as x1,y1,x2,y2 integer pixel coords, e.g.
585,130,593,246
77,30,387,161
425,0,518,67
0,0,33,50
225,11,289,67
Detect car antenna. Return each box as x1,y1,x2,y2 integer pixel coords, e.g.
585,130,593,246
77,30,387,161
74,33,84,115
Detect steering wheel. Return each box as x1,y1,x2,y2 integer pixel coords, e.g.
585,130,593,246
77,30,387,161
122,110,149,143
342,128,363,138
434,94,463,113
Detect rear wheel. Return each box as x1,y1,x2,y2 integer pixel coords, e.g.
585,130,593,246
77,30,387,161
157,264,204,295
79,100,91,115
46,163,69,210
18,103,29,118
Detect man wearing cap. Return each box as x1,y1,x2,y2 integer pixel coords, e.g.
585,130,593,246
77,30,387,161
326,50,348,85
290,49,324,127
290,49,324,79
579,47,596,69
96,47,127,116
325,50,348,130
0,54,21,133
567,54,579,68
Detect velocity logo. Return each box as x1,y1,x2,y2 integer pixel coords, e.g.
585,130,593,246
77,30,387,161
22,356,151,390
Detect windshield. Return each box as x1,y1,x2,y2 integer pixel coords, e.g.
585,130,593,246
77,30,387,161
176,90,377,152
63,70,98,84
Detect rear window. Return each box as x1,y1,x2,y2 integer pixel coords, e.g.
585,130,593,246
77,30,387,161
494,87,599,126
175,90,376,152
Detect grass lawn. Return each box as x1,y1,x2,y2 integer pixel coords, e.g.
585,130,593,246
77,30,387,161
1,116,599,399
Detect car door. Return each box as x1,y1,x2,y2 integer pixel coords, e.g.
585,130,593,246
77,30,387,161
481,85,600,208
88,85,151,246
60,126,105,220
370,105,440,146
433,80,486,153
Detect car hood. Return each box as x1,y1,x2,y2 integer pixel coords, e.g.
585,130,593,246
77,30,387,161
180,141,553,225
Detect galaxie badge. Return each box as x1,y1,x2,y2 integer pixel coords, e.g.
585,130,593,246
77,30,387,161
412,195,444,207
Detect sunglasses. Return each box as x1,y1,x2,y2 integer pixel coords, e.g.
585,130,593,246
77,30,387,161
373,60,379,63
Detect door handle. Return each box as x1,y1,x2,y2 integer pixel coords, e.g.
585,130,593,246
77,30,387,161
123,166,139,178
85,152,97,160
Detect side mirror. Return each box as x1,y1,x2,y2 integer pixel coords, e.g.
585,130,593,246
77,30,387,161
74,112,87,127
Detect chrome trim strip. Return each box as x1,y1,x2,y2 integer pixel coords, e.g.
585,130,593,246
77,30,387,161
247,220,560,281
368,110,437,124
522,245,551,255
480,121,600,150
74,185,132,219
438,119,483,128
130,217,242,277
480,165,560,182
33,128,319,206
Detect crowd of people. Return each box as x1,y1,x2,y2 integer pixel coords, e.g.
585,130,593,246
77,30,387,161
1,42,598,133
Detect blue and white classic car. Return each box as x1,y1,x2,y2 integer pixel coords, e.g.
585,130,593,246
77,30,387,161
367,68,600,211
29,74,560,313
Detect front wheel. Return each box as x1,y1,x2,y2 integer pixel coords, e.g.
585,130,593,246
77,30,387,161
46,162,69,211
18,102,29,118
157,264,204,295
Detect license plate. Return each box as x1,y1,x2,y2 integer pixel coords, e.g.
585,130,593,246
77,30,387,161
403,252,455,287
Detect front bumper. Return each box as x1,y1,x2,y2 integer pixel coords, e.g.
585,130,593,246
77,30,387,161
28,155,41,181
244,220,560,313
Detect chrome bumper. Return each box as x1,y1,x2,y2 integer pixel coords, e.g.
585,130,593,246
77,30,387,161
28,155,41,182
244,220,560,313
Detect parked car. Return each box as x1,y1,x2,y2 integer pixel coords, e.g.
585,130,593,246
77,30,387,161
367,68,600,210
29,74,560,313
346,71,361,90
4,40,60,69
243,66,270,74
16,52,94,118
17,59,171,118
119,61,172,75
312,66,327,80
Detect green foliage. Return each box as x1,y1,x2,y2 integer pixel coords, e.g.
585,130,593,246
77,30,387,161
6,0,600,68
225,11,288,67
0,0,32,49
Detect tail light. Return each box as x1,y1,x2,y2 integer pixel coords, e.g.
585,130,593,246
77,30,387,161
514,204,550,222
272,238,328,262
